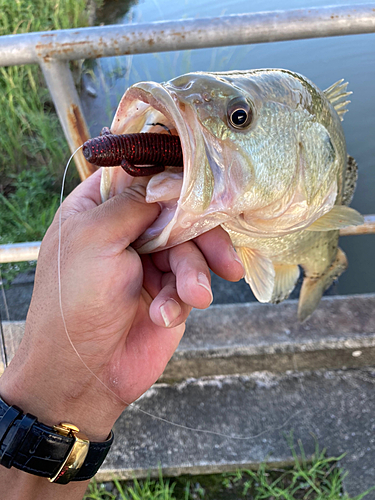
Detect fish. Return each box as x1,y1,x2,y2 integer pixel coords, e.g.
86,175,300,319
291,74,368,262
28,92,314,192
99,69,363,321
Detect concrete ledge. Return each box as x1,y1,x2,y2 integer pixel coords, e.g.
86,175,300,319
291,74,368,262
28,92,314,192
162,294,375,380
2,294,375,377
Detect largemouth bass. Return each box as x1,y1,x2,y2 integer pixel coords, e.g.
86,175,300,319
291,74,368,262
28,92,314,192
99,69,363,320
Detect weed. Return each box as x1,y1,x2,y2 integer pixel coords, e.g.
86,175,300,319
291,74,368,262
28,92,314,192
85,480,116,500
86,472,177,500
114,473,177,500
84,440,375,500
220,438,373,500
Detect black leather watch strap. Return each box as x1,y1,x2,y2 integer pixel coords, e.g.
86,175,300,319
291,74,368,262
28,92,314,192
0,397,113,482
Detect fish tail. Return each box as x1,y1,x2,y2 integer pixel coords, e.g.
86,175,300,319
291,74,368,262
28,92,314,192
298,247,347,322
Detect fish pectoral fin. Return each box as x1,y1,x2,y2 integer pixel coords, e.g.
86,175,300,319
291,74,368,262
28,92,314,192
306,205,364,232
235,247,275,303
271,265,300,304
298,248,348,322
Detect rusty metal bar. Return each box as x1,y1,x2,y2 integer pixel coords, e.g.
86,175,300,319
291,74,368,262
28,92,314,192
1,215,374,264
0,4,374,67
39,60,94,180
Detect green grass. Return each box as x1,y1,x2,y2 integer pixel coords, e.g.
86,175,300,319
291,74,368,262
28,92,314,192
87,473,179,500
0,0,99,279
0,168,61,244
0,167,61,283
84,440,375,500
0,0,94,184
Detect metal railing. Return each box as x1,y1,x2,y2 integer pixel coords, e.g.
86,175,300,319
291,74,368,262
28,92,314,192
0,4,375,264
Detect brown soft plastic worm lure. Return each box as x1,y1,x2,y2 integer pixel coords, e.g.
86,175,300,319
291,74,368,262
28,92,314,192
82,128,183,177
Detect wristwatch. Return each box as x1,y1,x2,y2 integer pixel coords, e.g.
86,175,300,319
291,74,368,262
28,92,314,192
0,396,113,484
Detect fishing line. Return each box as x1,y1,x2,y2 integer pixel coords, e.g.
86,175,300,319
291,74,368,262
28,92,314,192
58,148,302,441
0,268,10,369
0,310,7,370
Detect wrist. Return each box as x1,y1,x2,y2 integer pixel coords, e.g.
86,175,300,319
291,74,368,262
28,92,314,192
0,394,114,486
0,348,122,442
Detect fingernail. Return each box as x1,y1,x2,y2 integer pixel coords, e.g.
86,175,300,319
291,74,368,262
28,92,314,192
230,246,245,277
160,299,181,328
197,272,213,303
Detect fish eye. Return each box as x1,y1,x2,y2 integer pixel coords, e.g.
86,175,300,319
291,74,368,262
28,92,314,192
227,97,253,130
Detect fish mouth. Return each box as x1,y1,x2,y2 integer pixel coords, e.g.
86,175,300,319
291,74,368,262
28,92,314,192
108,81,222,253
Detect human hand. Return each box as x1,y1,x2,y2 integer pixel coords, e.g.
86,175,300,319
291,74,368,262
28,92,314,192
0,169,243,442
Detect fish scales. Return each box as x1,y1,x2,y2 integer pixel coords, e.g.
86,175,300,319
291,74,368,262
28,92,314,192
99,69,363,320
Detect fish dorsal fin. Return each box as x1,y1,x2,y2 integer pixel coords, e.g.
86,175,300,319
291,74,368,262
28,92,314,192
342,155,359,206
306,205,364,231
271,265,300,304
324,79,352,121
235,247,275,303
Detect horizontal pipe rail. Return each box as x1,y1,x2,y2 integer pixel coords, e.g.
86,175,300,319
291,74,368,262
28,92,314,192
0,4,374,67
0,242,41,264
1,215,374,264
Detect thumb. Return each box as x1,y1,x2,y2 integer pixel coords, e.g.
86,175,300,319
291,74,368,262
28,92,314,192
55,168,103,225
88,183,161,248
53,169,160,248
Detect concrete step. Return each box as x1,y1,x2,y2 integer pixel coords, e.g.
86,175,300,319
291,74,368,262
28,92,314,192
1,294,375,498
101,368,375,499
